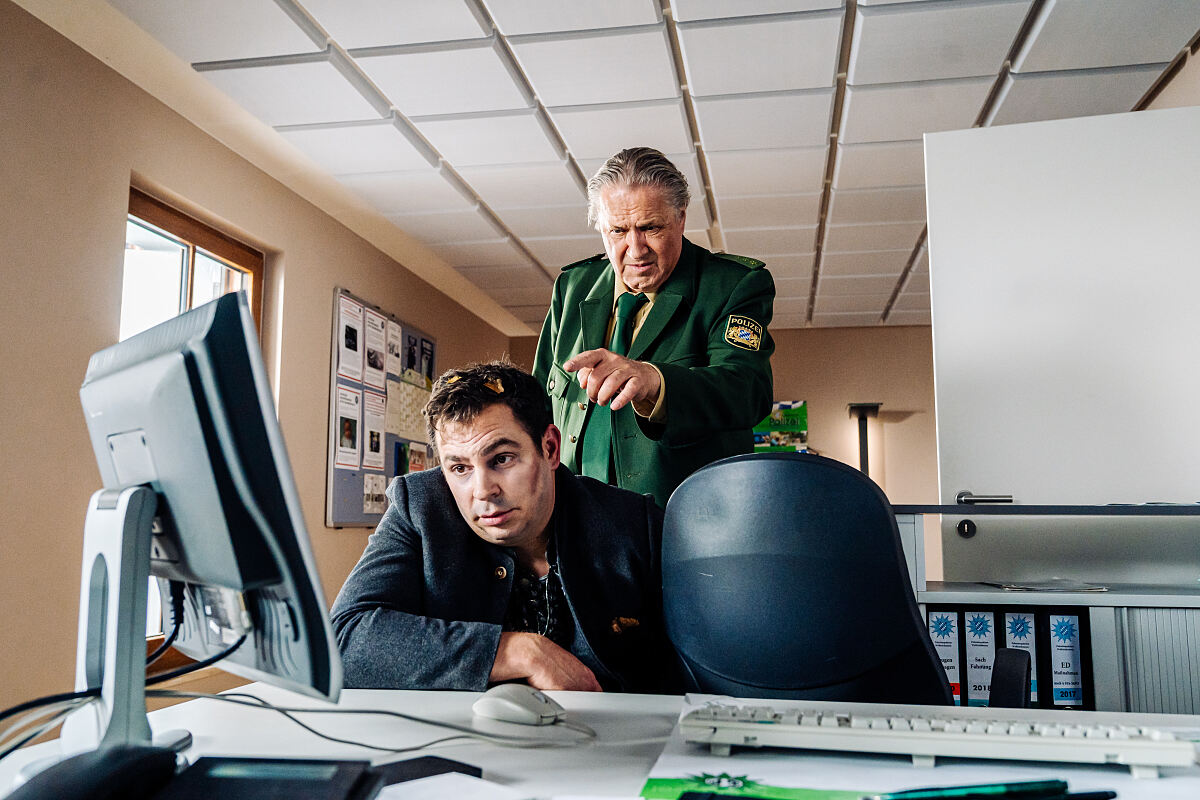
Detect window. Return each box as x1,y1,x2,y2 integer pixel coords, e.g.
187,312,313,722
121,188,264,639
121,188,263,342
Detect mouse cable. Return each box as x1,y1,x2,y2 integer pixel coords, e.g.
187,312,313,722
148,690,596,752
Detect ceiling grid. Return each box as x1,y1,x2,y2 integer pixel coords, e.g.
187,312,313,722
103,0,1200,332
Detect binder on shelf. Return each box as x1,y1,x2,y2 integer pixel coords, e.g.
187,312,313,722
927,609,963,705
964,610,997,707
1004,611,1039,704
1048,612,1084,707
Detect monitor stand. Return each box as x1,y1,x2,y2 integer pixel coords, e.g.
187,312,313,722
16,487,189,787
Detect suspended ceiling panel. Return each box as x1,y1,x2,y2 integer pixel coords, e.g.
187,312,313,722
354,39,532,117
522,235,603,268
494,205,594,240
706,148,828,196
676,12,843,96
1012,0,1200,73
277,120,434,175
507,305,553,325
988,63,1168,126
671,0,843,21
812,311,883,327
716,194,823,229
550,99,693,161
509,27,680,107
815,293,891,313
832,140,925,189
108,0,320,63
840,76,994,144
893,292,931,312
411,109,562,166
384,207,505,245
849,0,1032,85
828,186,927,225
693,89,834,150
428,238,530,267
337,169,473,215
723,227,818,257
458,264,553,291
775,279,814,301
822,249,913,276
825,221,925,253
457,162,585,209
484,0,661,35
302,0,488,49
820,274,904,295
196,57,383,127
766,253,817,276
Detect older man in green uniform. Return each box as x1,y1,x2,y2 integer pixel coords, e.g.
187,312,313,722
533,147,775,507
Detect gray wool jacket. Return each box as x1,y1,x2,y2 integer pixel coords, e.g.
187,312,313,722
329,465,680,693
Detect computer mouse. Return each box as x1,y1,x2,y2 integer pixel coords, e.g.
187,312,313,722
471,684,565,725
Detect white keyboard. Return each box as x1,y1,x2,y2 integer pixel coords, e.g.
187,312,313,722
679,699,1199,778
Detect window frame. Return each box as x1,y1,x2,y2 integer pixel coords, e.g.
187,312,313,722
128,187,265,330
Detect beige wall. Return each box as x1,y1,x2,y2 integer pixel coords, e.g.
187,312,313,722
0,2,512,708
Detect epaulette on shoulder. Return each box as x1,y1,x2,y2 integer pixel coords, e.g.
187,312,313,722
561,252,607,271
714,252,766,269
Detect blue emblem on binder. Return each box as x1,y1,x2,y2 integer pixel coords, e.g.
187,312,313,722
1052,617,1077,643
966,614,992,638
1007,615,1032,640
930,614,955,639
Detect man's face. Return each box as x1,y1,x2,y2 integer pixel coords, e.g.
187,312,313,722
435,403,560,552
596,183,686,293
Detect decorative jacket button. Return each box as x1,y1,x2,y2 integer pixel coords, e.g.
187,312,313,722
548,380,555,390
494,566,507,580
569,435,577,443
578,402,586,410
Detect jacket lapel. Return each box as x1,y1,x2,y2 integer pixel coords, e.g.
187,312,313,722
579,268,615,351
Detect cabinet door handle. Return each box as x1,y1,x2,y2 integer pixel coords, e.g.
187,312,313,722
956,491,1014,504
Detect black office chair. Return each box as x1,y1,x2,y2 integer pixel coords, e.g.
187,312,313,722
662,451,953,705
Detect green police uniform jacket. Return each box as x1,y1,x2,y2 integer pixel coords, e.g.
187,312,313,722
533,237,775,507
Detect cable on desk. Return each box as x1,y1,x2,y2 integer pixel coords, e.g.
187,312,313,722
145,633,247,685
0,689,100,728
147,690,597,752
0,700,92,762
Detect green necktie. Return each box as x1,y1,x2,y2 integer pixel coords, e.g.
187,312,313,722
580,292,647,484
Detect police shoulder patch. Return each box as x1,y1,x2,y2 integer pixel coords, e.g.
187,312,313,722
561,252,607,271
714,252,766,269
724,315,763,351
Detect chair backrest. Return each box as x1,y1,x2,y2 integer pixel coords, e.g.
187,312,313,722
662,452,952,705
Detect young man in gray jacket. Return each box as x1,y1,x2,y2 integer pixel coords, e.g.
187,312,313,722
330,361,678,693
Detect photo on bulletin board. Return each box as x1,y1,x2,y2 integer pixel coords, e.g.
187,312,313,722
753,401,808,453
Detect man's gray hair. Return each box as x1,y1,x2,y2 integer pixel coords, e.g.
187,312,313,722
587,147,690,228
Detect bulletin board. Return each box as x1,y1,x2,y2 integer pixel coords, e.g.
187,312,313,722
326,287,436,527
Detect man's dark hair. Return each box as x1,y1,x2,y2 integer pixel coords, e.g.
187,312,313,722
424,360,553,455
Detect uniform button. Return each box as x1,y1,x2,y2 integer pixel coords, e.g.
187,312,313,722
569,435,577,443
578,402,586,410
494,566,507,580
548,380,555,390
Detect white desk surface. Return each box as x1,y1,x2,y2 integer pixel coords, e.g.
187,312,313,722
5,686,1200,799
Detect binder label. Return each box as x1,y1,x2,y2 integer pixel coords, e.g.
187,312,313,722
1004,613,1039,703
1050,614,1083,706
965,611,996,706
928,611,962,705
